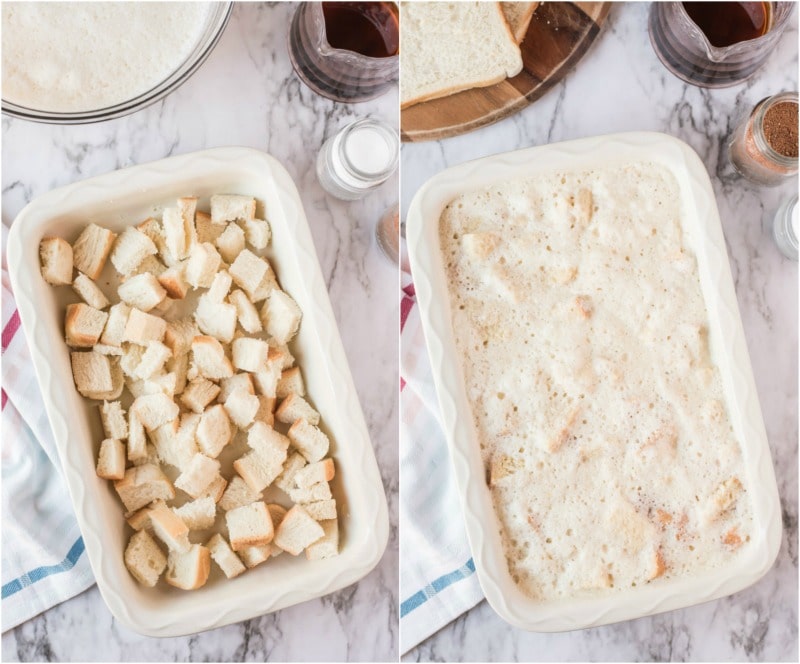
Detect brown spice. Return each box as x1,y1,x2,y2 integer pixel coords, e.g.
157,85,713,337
762,101,799,158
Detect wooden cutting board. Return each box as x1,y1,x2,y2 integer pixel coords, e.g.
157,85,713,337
401,2,612,143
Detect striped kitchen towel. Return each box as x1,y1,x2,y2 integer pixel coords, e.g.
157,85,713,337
1,223,94,633
399,271,483,654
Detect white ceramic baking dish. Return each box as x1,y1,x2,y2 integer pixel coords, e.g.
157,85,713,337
406,132,781,631
6,147,389,637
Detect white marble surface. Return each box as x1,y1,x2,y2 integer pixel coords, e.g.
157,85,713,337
1,3,398,661
401,2,798,662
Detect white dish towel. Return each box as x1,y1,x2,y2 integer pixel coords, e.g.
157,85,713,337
399,272,483,654
1,223,95,633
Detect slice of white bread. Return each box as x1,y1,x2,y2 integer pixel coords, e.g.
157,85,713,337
196,404,232,458
181,377,221,413
206,533,247,579
276,394,320,427
287,417,330,462
165,544,211,590
191,336,234,380
118,273,167,312
276,367,305,399
114,463,175,512
226,501,274,551
73,223,116,279
215,223,245,264
72,273,109,309
99,303,131,347
294,458,335,489
303,499,337,522
273,505,324,556
148,499,191,554
124,529,167,587
65,303,108,347
110,227,157,277
39,237,74,285
219,475,261,512
100,400,128,439
501,1,539,42
174,453,221,498
306,519,339,560
261,290,302,345
123,308,167,344
400,1,523,108
229,289,263,334
96,438,126,480
211,194,256,224
173,496,217,530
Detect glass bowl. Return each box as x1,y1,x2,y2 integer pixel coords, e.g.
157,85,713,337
2,2,233,124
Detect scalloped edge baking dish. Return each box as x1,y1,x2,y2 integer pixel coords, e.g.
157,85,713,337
406,131,781,631
6,147,389,637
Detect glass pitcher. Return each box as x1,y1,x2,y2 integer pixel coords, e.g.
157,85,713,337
288,2,399,103
649,2,795,88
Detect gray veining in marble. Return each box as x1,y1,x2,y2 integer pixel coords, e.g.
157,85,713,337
401,2,797,662
1,3,398,661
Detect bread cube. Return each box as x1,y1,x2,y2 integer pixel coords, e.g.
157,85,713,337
239,217,271,250
39,237,74,285
124,530,167,587
200,474,228,503
185,242,222,289
123,308,167,344
196,404,232,458
289,481,333,505
274,452,308,493
100,400,128,439
195,296,237,343
276,367,305,399
96,438,126,480
273,505,324,556
72,273,109,309
277,394,320,426
98,303,131,347
261,290,302,345
215,223,245,264
229,289,262,334
303,499,337,522
149,500,191,554
219,373,255,402
165,544,211,590
195,210,226,244
226,501,274,551
219,476,262,512
232,337,269,373
70,351,118,398
173,496,217,530
211,194,256,224
191,336,233,380
132,393,179,431
229,249,273,302
114,463,175,512
174,453,221,499
181,377,221,413
133,341,172,380
118,273,166,312
127,410,147,461
73,223,117,279
65,303,108,347
238,544,271,569
158,264,189,299
110,227,156,276
207,534,247,579
224,388,260,429
253,361,281,398
306,519,339,560
294,458,335,489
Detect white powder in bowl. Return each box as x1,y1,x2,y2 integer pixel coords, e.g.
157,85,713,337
2,2,211,113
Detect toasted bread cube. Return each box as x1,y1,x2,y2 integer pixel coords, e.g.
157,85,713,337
287,418,329,462
173,496,217,531
196,404,232,458
261,290,301,345
277,395,320,427
96,438,126,480
157,264,189,300
132,393,179,431
110,227,156,277
185,242,222,289
124,529,167,587
207,534,246,579
224,388,260,429
228,288,262,334
114,463,175,512
122,308,167,345
128,409,147,461
72,273,109,309
231,337,269,373
219,373,255,402
149,499,191,554
133,341,172,380
195,210,225,243
289,481,333,505
294,459,335,489
226,501,274,551
73,223,116,279
100,400,128,439
306,519,339,560
181,377,221,413
65,303,108,347
175,453,221,499
39,237,73,285
211,194,256,224
239,217,271,250
303,499,337,522
274,451,308,493
70,351,115,398
229,249,272,302
215,223,246,264
195,295,237,343
238,544,271,568
191,336,233,380
165,544,211,590
276,367,305,399
118,273,166,312
219,475,261,512
273,505,324,556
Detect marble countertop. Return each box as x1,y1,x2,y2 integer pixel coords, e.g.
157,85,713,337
1,3,398,662
401,2,798,662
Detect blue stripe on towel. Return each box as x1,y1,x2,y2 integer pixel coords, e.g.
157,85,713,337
2,536,85,599
400,558,476,617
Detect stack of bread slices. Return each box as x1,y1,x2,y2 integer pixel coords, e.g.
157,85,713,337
39,194,339,591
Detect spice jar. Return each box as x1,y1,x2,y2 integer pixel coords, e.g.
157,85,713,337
729,92,799,186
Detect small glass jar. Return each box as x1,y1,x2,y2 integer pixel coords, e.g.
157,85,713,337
316,117,399,201
729,92,799,186
375,203,399,263
773,193,798,260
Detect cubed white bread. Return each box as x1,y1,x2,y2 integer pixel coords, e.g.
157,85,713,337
219,476,262,511
70,351,122,399
248,421,290,456
178,197,198,249
303,499,337,522
153,414,198,471
173,496,217,530
224,389,260,429
110,227,156,277
181,377,221,413
196,404,233,458
261,290,302,345
133,341,172,380
149,499,191,553
124,529,167,587
114,463,175,512
238,544,271,568
229,249,273,302
118,273,166,312
195,296,237,343
287,418,329,462
122,308,167,344
267,504,288,529
165,544,211,590
211,194,256,224
232,337,269,373
175,453,221,498
306,519,339,560
145,371,177,397
289,481,333,505
233,424,289,493
200,474,228,503
206,534,247,579
93,343,123,356
130,254,167,278
73,223,116,279
254,395,275,427
132,393,179,431
253,361,281,398
120,344,146,378
65,303,108,347
157,264,189,300
219,373,254,402
99,303,131,347
215,223,246,264
39,237,74,285
239,217,271,250
273,505,324,556
185,242,222,289
200,271,229,304
127,506,153,532
191,336,233,380
148,417,177,463
100,400,128,439
229,289,262,334
137,217,177,267
276,367,305,399
128,410,147,461
274,452,308,493
226,501,274,551
131,442,160,467
294,458,335,489
72,273,109,309
164,318,199,356
168,352,190,395
277,395,320,427
271,344,296,370
162,206,189,260
96,438,126,480
152,295,175,317
195,210,225,244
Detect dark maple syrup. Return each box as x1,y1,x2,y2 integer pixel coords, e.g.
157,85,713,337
322,2,399,58
683,2,771,47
